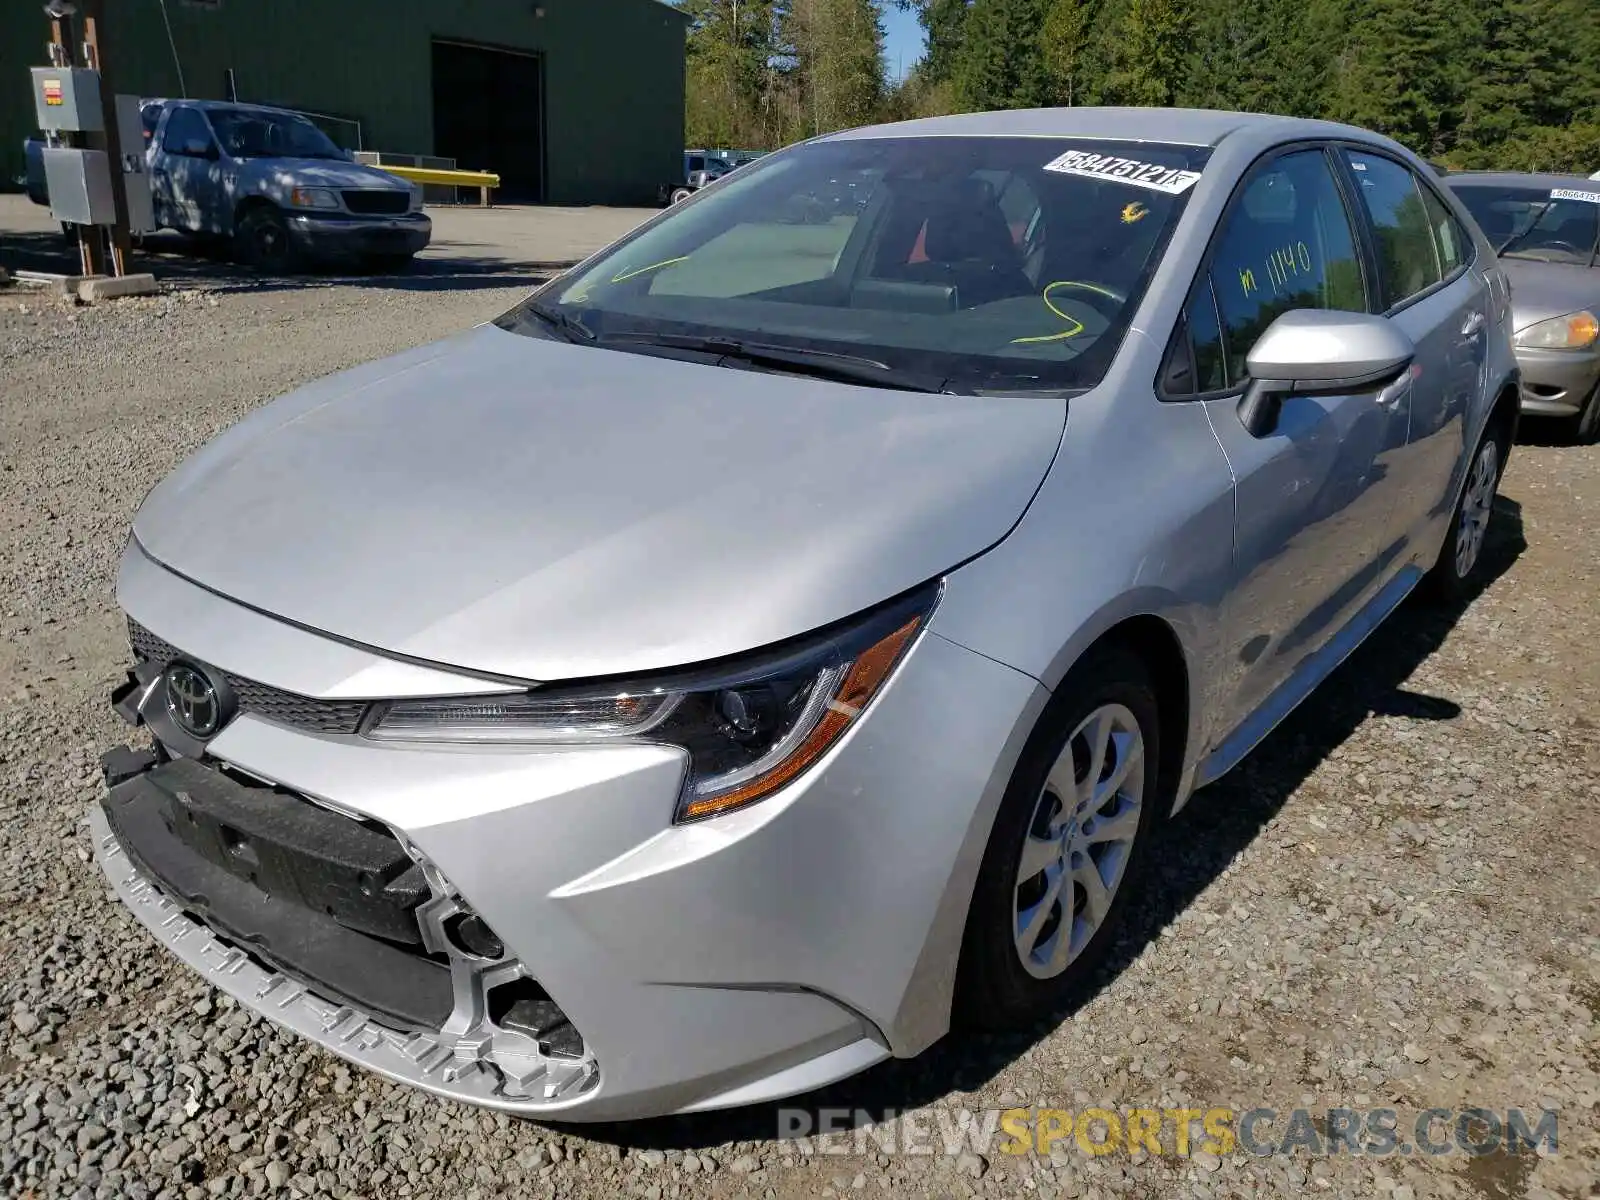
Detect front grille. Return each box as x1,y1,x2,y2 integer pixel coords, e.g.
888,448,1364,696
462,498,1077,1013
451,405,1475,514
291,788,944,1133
128,620,369,735
342,189,411,215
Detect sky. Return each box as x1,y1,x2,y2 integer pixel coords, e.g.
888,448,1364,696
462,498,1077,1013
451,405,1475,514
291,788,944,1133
881,3,928,81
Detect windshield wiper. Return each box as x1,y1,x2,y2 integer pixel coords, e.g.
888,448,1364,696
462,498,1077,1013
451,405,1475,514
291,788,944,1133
520,302,596,344
599,332,948,393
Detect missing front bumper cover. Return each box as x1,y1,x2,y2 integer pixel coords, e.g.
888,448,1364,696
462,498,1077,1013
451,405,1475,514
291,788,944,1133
93,749,600,1107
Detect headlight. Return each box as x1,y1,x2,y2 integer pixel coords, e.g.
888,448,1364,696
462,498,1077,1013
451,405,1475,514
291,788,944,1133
366,586,937,822
289,186,341,210
1514,310,1599,350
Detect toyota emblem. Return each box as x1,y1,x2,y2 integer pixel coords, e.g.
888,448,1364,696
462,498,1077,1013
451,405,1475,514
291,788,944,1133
164,662,222,739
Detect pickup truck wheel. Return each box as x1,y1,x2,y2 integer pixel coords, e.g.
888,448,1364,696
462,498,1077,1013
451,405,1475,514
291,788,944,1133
235,206,296,272
669,186,694,205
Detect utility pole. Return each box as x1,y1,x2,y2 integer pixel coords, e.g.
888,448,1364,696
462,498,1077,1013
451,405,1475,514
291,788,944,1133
45,11,106,276
81,0,133,276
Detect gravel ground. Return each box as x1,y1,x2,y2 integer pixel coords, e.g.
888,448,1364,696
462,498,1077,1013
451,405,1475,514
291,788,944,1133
0,230,1597,1200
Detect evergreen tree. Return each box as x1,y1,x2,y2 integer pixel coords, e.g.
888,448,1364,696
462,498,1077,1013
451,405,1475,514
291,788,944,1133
1102,0,1191,107
950,0,1050,111
1039,0,1092,106
678,0,1600,174
1458,0,1574,150
1333,0,1478,157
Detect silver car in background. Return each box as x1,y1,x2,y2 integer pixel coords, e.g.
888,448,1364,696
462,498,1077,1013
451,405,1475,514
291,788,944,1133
1446,172,1600,440
96,108,1518,1122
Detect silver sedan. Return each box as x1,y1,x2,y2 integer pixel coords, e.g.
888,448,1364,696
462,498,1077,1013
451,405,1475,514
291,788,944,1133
96,108,1519,1121
1446,172,1600,441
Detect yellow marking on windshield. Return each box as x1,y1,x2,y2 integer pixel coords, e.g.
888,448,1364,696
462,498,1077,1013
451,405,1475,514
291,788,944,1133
609,256,691,284
1010,280,1116,345
1121,201,1148,224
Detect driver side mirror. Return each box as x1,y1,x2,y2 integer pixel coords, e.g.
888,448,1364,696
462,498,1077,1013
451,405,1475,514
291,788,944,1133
1237,309,1415,437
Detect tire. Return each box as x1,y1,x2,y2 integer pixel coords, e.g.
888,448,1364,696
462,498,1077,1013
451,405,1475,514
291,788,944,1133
234,205,296,272
954,643,1163,1029
669,187,694,205
1567,381,1600,445
1424,420,1508,601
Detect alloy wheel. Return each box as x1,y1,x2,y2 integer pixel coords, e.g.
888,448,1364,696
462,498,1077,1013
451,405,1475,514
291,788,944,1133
1011,702,1145,980
1454,439,1498,578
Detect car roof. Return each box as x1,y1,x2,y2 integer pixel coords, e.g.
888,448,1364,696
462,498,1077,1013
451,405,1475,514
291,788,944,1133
1445,170,1599,190
152,99,313,120
823,106,1382,149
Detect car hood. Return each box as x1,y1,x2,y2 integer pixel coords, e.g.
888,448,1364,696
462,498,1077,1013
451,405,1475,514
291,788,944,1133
1500,257,1600,332
243,157,410,191
133,325,1066,683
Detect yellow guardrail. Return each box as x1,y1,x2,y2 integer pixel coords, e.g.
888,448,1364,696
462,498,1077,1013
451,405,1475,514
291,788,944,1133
378,165,501,206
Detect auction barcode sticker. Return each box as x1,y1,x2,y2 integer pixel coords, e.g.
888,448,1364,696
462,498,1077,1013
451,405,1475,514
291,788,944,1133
1551,188,1600,204
1042,150,1202,195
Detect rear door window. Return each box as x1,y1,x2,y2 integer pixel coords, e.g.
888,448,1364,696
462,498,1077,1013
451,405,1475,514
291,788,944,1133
1419,186,1471,276
1343,151,1444,309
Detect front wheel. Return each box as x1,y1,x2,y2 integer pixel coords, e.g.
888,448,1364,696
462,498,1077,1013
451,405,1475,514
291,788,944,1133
1568,381,1600,445
1425,423,1507,600
668,186,694,205
234,205,296,272
955,644,1162,1028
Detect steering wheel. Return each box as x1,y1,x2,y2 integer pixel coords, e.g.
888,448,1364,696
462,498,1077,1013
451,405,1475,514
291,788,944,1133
1532,240,1583,255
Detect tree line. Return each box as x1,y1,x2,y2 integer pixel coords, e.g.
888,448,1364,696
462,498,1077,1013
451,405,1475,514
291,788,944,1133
679,0,1600,174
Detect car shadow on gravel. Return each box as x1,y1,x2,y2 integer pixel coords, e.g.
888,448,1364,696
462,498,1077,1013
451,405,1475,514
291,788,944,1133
0,227,560,295
571,496,1526,1152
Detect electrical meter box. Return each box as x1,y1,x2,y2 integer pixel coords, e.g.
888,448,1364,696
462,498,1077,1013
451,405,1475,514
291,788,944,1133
115,93,156,234
42,147,115,226
31,67,104,133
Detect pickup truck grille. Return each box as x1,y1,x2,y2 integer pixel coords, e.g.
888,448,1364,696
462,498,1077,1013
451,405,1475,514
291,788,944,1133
342,190,411,215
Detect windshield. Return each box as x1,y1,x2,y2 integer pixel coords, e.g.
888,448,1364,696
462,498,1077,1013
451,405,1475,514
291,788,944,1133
1449,182,1600,265
208,109,345,161
497,135,1210,393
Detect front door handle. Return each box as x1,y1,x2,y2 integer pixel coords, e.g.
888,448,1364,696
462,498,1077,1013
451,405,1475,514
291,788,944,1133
1375,367,1415,408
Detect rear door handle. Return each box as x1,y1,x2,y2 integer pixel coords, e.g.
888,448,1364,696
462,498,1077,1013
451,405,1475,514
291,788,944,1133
1460,310,1485,338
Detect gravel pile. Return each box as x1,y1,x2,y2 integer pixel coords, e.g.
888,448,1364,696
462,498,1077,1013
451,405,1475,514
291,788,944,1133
1,274,1596,1200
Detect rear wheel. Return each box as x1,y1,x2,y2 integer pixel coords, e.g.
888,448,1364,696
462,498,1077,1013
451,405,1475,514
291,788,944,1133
955,644,1162,1028
234,205,296,272
1425,422,1507,600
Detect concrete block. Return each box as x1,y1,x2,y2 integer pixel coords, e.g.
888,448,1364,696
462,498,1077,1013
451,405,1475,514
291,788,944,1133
79,273,157,301
44,274,96,298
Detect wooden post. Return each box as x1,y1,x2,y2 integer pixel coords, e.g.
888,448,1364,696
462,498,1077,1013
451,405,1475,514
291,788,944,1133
48,15,104,276
81,0,133,277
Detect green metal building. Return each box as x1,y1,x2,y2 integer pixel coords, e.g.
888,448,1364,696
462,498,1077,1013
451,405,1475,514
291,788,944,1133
3,0,687,204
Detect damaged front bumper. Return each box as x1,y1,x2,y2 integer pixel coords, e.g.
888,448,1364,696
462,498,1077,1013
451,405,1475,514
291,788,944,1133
95,748,600,1108
93,541,1044,1119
